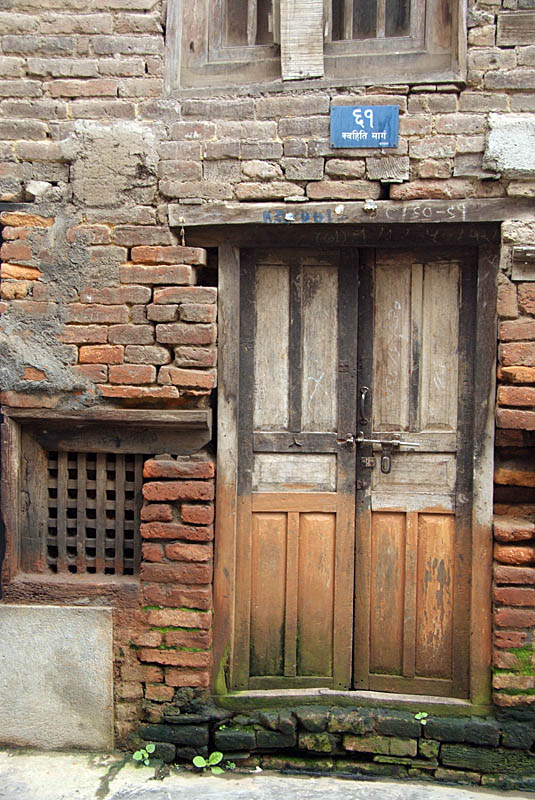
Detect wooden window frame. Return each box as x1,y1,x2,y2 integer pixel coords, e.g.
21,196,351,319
0,409,211,588
210,224,497,712
166,0,466,92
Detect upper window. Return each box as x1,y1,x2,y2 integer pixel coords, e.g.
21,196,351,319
168,0,465,90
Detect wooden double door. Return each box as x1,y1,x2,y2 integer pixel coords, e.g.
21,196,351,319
230,246,476,697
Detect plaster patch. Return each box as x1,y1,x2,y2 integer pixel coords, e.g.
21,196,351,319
484,113,535,178
70,121,159,208
0,605,113,750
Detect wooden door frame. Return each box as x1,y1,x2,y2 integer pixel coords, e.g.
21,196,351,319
212,230,496,710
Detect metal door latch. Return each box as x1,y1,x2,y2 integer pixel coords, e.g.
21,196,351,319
355,432,421,475
360,456,376,468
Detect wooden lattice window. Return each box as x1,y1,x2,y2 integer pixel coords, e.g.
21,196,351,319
1,409,211,582
46,451,144,576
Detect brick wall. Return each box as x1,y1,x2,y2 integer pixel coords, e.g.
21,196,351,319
493,266,535,707
2,0,535,757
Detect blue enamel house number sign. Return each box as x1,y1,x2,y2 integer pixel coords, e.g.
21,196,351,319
330,105,399,149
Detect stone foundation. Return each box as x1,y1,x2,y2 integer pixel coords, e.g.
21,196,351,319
134,697,535,791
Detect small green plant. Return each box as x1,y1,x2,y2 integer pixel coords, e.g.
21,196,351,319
414,711,428,725
192,751,227,775
133,743,156,766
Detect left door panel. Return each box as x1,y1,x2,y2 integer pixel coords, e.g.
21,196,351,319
231,248,358,690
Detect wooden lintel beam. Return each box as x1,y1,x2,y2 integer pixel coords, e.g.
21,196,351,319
169,198,533,228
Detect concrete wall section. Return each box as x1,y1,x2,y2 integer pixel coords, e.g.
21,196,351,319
0,605,113,750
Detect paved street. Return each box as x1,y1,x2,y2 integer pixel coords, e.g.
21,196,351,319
0,750,533,800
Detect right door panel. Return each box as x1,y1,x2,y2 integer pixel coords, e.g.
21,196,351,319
354,248,477,698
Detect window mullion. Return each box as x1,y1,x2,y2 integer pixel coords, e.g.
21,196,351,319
280,0,325,80
247,0,258,45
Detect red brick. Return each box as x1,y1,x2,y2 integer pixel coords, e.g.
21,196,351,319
493,674,535,690
108,325,155,345
494,649,534,669
141,522,213,541
0,211,53,227
494,630,528,648
494,587,535,606
138,648,210,668
142,583,167,604
60,325,108,344
147,304,177,322
1,264,41,280
131,245,207,266
79,345,124,364
165,629,212,648
142,542,164,562
117,681,143,700
389,179,474,200
498,366,535,384
131,630,163,647
79,285,151,304
165,669,210,688
498,386,535,406
519,285,535,315
154,286,216,305
141,503,173,522
495,607,535,627
119,264,194,285
143,459,215,480
181,504,214,525
165,543,212,562
494,692,535,707
125,345,171,365
97,385,143,398
166,587,212,610
0,241,32,262
494,544,535,565
495,429,525,446
66,225,111,246
143,705,164,724
143,481,214,502
73,364,107,382
494,565,535,584
23,366,46,380
156,323,216,346
109,364,156,384
146,608,211,628
113,226,173,247
180,304,217,323
497,408,535,429
0,391,59,408
141,386,180,400
145,684,175,702
501,342,535,367
141,562,212,584
498,277,518,320
494,518,535,542
128,664,163,683
500,319,535,342
67,303,129,324
174,345,217,368
158,366,216,389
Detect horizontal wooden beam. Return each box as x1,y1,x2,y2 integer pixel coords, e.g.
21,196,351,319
169,198,534,230
2,408,211,429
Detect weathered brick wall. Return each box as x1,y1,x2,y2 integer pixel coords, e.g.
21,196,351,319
133,455,214,719
493,251,535,709
1,0,535,758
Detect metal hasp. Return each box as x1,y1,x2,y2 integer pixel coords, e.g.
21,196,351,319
355,432,422,474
